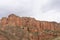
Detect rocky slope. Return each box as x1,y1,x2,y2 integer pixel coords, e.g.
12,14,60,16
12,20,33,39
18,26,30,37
0,14,60,40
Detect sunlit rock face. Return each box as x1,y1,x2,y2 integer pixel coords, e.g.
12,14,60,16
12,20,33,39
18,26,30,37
0,14,60,40
7,14,17,26
1,17,8,27
0,14,60,28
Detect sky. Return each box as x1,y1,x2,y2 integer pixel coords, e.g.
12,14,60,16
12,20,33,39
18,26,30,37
0,0,60,22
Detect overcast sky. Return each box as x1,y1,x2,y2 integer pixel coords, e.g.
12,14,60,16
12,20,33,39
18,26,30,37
0,0,60,22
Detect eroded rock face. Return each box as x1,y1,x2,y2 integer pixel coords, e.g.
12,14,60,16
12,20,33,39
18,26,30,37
0,14,60,40
0,35,8,40
1,17,8,27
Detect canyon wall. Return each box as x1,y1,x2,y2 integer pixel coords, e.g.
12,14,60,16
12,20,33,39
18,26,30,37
0,14,60,40
0,14,60,31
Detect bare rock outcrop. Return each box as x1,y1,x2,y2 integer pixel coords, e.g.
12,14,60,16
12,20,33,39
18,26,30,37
0,14,60,40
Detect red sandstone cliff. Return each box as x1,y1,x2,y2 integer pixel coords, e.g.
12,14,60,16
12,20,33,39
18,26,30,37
0,14,60,40
0,14,60,31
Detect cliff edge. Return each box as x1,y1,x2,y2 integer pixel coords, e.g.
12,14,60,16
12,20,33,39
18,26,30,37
0,14,60,40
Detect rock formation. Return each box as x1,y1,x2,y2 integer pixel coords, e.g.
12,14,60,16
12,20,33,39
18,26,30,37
0,14,60,40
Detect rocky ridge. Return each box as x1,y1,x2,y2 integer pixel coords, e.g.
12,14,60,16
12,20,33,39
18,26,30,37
0,14,60,40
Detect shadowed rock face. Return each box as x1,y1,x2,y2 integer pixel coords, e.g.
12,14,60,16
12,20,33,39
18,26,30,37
0,14,60,40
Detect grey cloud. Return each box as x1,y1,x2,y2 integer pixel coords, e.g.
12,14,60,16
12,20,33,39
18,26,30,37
0,0,33,18
41,0,60,13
